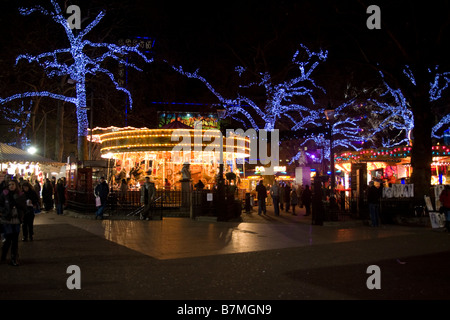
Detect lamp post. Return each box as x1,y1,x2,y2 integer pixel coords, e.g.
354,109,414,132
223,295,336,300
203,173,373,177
324,105,335,195
216,108,227,220
216,108,227,186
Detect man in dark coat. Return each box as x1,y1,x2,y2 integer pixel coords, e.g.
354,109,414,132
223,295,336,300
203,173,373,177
255,180,267,215
301,185,312,216
42,178,54,211
284,182,291,213
140,176,156,220
367,181,382,227
94,177,109,220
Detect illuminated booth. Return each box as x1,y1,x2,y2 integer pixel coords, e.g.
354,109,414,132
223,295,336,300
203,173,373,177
334,145,450,220
335,145,450,186
0,143,65,186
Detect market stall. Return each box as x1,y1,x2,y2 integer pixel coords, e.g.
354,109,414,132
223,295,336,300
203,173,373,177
335,144,450,219
0,142,65,185
335,145,449,187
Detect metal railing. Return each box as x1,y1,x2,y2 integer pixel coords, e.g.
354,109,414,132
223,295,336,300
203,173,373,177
67,187,247,220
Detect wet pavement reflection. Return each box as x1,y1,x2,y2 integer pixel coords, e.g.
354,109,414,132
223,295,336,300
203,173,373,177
35,211,420,260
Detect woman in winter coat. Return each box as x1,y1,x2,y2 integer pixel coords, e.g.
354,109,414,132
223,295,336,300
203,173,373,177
21,181,39,241
55,178,66,215
42,178,54,211
290,187,299,216
0,179,26,266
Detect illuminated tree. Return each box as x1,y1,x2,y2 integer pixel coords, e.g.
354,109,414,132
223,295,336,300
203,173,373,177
0,0,152,160
169,44,327,131
289,99,368,164
368,69,415,147
370,66,450,146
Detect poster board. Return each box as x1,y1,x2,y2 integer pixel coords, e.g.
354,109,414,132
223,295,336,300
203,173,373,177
424,196,434,212
429,212,446,228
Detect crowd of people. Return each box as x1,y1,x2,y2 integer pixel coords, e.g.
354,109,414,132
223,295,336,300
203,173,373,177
0,174,67,266
254,179,312,217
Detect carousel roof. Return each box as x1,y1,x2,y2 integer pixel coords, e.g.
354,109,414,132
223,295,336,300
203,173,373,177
160,120,193,129
0,143,62,164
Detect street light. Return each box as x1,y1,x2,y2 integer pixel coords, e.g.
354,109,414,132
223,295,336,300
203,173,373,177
216,108,227,185
216,108,227,220
324,104,335,195
27,146,37,154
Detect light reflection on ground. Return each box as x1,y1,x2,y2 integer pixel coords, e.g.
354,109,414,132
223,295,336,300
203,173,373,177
35,213,419,260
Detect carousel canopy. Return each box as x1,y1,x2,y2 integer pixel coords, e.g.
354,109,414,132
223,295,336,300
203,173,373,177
0,143,62,164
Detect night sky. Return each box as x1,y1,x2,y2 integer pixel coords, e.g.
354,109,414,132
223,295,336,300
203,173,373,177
1,1,450,145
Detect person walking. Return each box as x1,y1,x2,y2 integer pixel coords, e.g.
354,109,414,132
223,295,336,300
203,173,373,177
119,179,128,204
255,180,267,215
0,179,27,266
94,177,109,220
266,184,272,206
50,176,56,208
297,184,304,209
301,185,312,216
270,180,281,216
290,186,298,215
439,185,450,232
280,182,286,211
285,182,291,213
336,181,346,211
33,179,41,208
42,178,54,211
62,177,69,210
0,174,10,193
367,181,382,227
21,181,39,242
55,178,66,215
164,178,172,203
140,176,156,220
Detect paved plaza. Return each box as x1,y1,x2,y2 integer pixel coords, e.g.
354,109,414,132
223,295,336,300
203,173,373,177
1,205,450,302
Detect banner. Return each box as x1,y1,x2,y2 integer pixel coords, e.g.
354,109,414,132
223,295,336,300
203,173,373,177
382,184,414,198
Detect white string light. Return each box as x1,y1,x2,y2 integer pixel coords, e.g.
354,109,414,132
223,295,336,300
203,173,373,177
1,0,153,140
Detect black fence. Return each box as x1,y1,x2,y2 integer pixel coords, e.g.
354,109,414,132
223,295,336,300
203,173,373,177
312,188,426,224
106,189,192,217
68,188,246,220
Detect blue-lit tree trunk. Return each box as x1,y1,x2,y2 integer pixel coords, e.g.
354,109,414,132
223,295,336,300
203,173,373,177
372,65,450,200
74,74,88,158
409,80,434,201
411,106,433,199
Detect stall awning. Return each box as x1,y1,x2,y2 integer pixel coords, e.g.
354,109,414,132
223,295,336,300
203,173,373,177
0,143,62,165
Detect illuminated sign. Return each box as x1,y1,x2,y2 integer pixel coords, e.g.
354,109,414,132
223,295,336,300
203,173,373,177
158,112,219,129
255,166,265,173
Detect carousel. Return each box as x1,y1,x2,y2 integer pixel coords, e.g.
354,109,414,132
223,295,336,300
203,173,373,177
90,121,251,190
